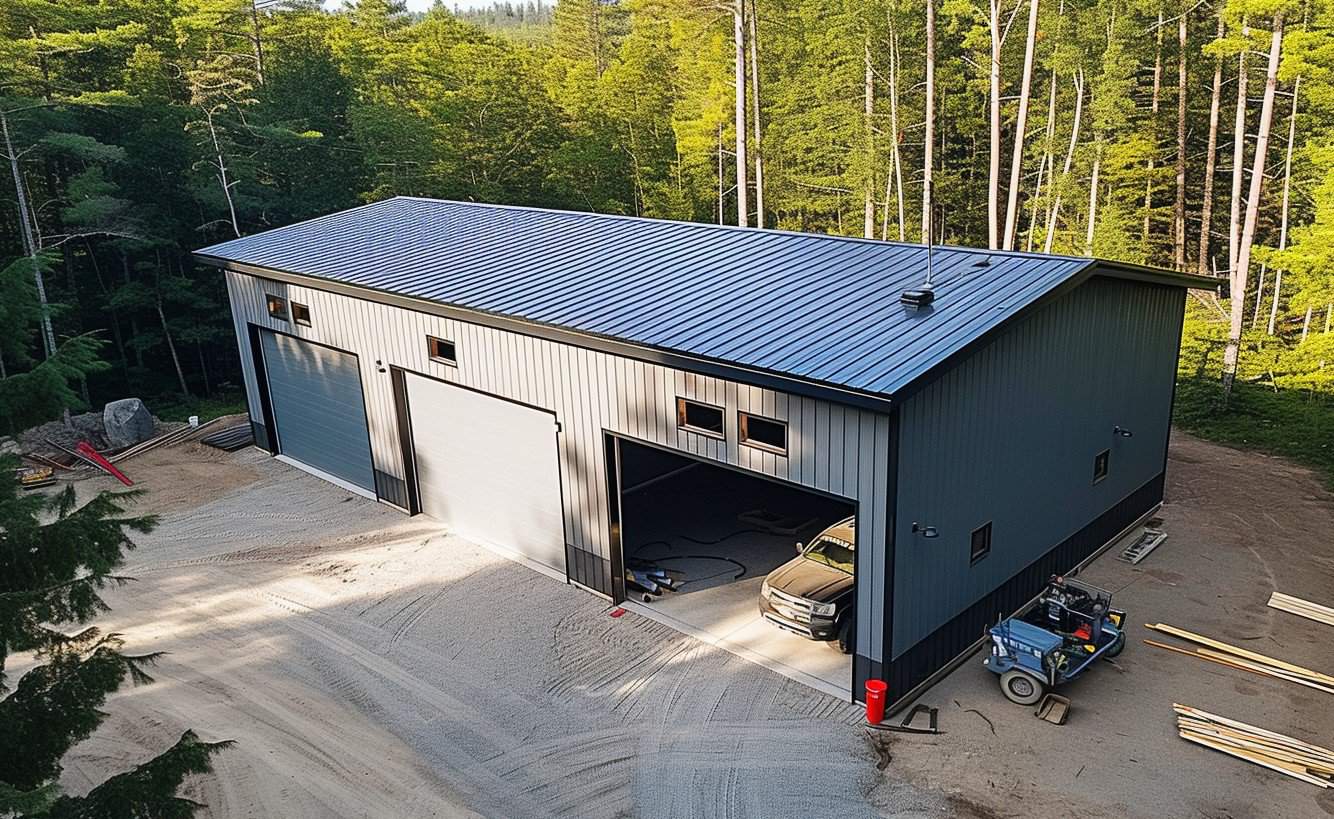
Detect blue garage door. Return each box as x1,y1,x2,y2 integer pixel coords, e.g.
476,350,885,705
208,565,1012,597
260,330,374,492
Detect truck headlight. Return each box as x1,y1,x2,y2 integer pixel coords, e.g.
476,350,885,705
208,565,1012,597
812,601,836,617
760,580,771,598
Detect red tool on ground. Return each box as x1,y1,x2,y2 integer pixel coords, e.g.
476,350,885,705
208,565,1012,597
76,441,133,486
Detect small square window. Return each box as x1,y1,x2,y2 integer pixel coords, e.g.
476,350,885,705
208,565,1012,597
291,302,312,326
676,398,724,438
427,335,457,365
970,522,992,565
739,411,787,454
1093,449,1110,484
266,294,288,321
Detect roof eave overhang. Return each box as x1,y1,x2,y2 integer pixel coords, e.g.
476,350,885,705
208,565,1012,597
195,253,899,415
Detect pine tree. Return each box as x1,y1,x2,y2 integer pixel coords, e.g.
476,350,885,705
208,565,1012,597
0,464,229,816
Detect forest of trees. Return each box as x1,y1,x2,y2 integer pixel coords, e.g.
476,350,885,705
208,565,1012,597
1,0,1332,436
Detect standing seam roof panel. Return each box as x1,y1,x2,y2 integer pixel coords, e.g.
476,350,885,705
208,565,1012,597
196,197,1147,401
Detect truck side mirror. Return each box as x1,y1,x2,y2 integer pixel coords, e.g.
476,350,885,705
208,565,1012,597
795,541,805,554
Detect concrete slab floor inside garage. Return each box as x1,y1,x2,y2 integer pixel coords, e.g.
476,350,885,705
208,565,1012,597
617,441,855,699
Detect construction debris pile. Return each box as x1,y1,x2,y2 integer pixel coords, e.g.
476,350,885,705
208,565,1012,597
8,399,250,490
1175,705,1334,789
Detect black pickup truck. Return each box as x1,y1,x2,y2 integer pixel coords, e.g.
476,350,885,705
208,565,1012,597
758,517,855,653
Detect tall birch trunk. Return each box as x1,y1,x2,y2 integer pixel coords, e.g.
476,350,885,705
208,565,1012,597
921,0,936,244
1197,15,1225,275
1267,74,1300,335
1045,71,1083,254
747,0,764,227
1086,154,1100,255
864,42,876,239
1227,19,1250,276
1027,72,1057,251
733,0,748,227
987,0,1003,249
3,109,57,359
1223,14,1284,395
1173,8,1188,269
886,23,907,241
1300,306,1312,342
1003,0,1041,250
1144,11,1164,248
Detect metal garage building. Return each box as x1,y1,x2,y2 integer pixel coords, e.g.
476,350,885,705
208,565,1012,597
197,197,1205,707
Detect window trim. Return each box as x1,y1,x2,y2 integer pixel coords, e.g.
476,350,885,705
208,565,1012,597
738,410,787,455
266,294,289,321
1093,449,1110,485
675,397,725,439
291,301,312,326
969,522,992,565
426,335,457,366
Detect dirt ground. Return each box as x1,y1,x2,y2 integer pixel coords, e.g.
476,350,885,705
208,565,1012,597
34,431,1334,817
891,432,1334,819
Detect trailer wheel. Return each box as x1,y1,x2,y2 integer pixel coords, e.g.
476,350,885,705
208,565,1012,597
1000,670,1045,705
1105,630,1126,658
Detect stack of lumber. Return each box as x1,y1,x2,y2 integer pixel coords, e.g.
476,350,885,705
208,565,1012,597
1144,623,1334,695
1269,592,1334,628
1175,704,1334,788
200,423,253,452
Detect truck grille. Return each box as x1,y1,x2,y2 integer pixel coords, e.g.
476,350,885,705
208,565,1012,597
767,588,817,622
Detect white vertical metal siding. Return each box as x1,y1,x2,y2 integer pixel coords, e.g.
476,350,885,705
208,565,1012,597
224,271,893,662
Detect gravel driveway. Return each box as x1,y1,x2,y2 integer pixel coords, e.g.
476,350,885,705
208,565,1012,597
56,442,944,818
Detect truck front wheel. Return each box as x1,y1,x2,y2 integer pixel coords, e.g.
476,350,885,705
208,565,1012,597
836,617,854,655
1000,670,1045,705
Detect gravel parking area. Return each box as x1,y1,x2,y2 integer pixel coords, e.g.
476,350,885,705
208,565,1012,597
48,432,1334,817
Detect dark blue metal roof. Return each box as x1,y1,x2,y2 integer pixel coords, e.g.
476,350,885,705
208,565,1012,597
197,197,1198,403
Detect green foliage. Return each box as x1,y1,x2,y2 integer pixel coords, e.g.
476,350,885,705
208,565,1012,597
1174,377,1334,488
0,334,109,434
0,460,225,815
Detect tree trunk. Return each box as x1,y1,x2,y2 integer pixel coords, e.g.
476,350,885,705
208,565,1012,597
1002,0,1041,250
197,344,212,396
1045,71,1084,254
1252,264,1267,327
747,0,764,227
1085,154,1101,256
1267,74,1300,336
1223,14,1284,395
1227,19,1250,277
987,0,1003,249
885,22,907,242
864,41,876,239
1300,305,1312,343
921,0,936,245
733,0,748,227
1173,7,1188,270
1144,11,1164,250
205,108,242,239
3,109,57,359
1027,71,1058,252
156,296,191,398
250,0,266,85
1197,15,1225,276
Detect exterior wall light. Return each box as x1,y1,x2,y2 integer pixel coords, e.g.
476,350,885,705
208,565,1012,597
1113,426,1133,438
911,522,939,539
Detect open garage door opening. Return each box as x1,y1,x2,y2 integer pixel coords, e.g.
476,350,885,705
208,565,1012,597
609,436,856,698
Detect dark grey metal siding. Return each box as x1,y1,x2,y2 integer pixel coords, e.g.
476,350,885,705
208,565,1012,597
889,276,1185,659
259,330,375,491
199,197,1100,400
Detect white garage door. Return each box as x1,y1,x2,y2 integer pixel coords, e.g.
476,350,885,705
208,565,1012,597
406,374,565,573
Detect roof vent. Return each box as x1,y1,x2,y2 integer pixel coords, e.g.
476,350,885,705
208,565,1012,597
900,286,935,308
973,256,992,268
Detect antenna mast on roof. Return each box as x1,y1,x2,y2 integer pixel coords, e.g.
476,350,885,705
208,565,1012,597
901,179,936,308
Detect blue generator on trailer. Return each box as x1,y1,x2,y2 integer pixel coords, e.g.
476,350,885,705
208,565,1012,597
983,576,1127,705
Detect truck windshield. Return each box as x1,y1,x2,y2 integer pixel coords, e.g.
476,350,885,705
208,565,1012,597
802,538,854,574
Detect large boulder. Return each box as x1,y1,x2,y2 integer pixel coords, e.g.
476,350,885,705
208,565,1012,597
103,398,155,449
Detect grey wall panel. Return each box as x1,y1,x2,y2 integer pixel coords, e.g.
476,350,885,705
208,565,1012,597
259,330,374,490
225,270,893,662
890,275,1185,656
